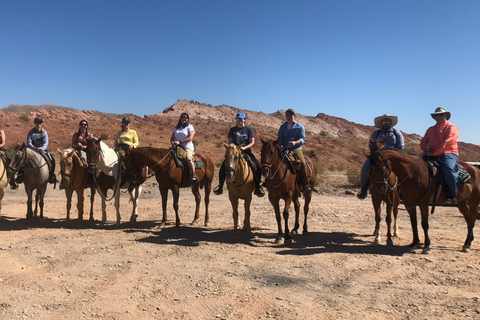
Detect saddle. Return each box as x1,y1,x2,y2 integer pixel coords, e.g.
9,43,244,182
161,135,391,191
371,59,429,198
171,148,203,169
426,159,471,184
284,150,313,178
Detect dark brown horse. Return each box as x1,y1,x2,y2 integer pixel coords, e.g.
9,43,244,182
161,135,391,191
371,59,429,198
123,147,214,227
58,148,96,221
260,139,317,244
368,139,400,245
370,149,480,253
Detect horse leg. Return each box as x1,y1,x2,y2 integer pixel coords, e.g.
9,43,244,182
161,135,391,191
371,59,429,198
158,187,169,227
89,187,96,222
458,200,479,253
270,197,284,244
243,194,252,234
302,190,312,235
230,195,240,238
191,185,202,225
129,185,142,224
203,181,211,227
76,189,85,221
34,191,39,218
385,201,393,246
283,195,293,244
65,187,73,221
114,190,121,226
419,204,431,254
172,187,181,227
393,198,400,238
26,191,33,220
407,207,420,250
372,197,382,244
291,195,301,235
101,196,107,224
38,186,47,220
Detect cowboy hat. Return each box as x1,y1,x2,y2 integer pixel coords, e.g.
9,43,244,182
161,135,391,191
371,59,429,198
430,107,451,120
374,114,398,128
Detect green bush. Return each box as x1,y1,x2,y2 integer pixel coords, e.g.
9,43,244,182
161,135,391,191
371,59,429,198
100,133,109,140
347,168,361,187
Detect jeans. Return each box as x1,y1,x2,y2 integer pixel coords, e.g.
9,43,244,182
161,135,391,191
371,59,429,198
439,153,458,195
360,158,371,190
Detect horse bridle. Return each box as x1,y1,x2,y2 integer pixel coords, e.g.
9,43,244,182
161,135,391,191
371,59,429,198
225,149,251,187
9,147,47,177
370,154,397,194
261,144,289,188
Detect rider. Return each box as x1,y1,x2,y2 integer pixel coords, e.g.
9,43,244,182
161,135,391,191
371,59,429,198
25,116,57,184
72,119,93,164
421,107,459,205
213,112,265,197
114,117,139,155
278,108,311,192
357,114,404,200
170,112,197,181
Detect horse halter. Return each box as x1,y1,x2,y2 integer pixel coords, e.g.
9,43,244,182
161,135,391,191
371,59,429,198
370,153,396,195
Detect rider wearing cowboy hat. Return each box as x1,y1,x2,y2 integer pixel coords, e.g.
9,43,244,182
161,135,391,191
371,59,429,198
357,114,404,199
421,107,459,205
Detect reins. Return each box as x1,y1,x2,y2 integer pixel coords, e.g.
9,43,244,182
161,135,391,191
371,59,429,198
226,150,252,187
262,145,290,189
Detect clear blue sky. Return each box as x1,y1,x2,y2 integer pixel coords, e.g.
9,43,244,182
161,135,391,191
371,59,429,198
1,1,479,144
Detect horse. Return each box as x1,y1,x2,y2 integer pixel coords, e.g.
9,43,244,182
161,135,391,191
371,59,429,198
58,148,96,221
8,143,49,219
368,138,400,245
0,152,9,221
223,143,256,237
85,138,143,226
123,147,214,227
370,149,480,253
260,139,318,244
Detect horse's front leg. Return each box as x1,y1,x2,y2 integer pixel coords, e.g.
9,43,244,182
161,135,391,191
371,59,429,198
101,195,107,225
372,197,382,244
229,194,240,238
269,196,283,244
407,207,420,250
419,204,431,254
302,190,313,234
65,187,74,221
114,190,121,226
26,190,34,220
291,195,301,235
191,185,201,225
283,197,292,244
385,201,394,246
129,186,142,224
172,186,181,227
243,194,252,234
89,187,96,222
203,181,211,227
76,189,85,221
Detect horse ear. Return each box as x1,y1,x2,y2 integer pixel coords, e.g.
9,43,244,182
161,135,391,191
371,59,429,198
380,139,387,147
57,148,63,155
223,142,229,148
260,139,265,144
369,137,375,144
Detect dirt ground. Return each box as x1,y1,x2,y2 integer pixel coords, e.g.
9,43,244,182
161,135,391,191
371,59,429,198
1,171,480,320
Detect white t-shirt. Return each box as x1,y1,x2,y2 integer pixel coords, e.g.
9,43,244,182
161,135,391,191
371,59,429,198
172,124,195,151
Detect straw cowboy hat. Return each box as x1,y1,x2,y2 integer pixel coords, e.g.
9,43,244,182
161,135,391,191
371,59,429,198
430,107,451,120
374,114,398,128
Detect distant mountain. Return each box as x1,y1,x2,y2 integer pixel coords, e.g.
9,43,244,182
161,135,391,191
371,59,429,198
2,100,480,170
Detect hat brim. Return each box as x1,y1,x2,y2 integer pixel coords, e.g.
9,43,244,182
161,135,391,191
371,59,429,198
374,115,398,128
431,112,451,120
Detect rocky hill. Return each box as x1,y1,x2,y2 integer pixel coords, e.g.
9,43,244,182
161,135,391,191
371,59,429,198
2,100,480,171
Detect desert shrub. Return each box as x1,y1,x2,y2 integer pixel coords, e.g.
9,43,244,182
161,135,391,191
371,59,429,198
100,133,109,140
347,168,361,187
215,141,224,149
19,113,30,122
320,130,328,138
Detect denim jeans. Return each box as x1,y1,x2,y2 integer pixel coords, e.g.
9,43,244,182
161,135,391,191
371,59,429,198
439,153,458,195
360,158,371,190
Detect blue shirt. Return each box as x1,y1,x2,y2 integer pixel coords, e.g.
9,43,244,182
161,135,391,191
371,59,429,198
278,121,305,151
370,129,404,150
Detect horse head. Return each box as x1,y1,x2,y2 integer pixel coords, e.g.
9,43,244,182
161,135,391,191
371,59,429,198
58,148,76,187
260,139,280,177
223,143,242,182
86,137,102,175
369,150,395,194
8,142,28,175
369,138,387,154
123,148,147,186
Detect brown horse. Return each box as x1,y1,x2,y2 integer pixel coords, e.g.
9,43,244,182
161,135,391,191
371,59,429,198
368,139,400,245
370,149,480,253
260,139,317,244
223,143,255,237
58,148,96,221
123,147,214,227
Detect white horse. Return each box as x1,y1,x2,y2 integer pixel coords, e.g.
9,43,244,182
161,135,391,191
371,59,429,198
86,138,142,226
8,143,50,219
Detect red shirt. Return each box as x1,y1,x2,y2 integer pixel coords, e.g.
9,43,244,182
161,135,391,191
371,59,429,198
420,121,459,156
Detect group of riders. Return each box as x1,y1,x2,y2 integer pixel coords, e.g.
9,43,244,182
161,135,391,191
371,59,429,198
358,107,460,205
1,106,460,205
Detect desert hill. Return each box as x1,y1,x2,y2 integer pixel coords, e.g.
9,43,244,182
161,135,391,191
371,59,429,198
2,99,480,171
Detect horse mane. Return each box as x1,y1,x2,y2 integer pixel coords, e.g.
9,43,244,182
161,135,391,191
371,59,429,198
60,147,76,161
135,147,172,158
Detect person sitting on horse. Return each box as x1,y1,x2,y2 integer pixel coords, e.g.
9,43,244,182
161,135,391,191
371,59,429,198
114,117,139,155
278,108,311,192
25,116,57,184
213,112,265,197
357,114,405,200
170,112,197,181
0,125,17,189
72,119,93,164
421,107,459,205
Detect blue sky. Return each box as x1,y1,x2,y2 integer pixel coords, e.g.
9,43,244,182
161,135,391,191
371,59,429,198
1,1,479,144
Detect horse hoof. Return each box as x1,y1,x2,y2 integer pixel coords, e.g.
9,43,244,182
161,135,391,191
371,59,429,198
291,229,298,235
275,238,283,245
462,247,471,253
375,238,381,245
422,248,431,254
284,238,293,245
130,214,138,223
386,240,394,246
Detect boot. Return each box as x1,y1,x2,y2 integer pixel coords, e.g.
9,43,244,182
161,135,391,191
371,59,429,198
9,177,18,190
213,184,223,195
445,190,457,206
357,186,368,200
254,184,265,197
15,170,24,184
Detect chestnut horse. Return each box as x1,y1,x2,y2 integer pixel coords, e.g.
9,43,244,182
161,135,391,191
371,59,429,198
260,139,317,244
370,149,480,253
123,147,214,227
368,139,400,245
223,143,255,237
86,138,143,226
58,148,96,221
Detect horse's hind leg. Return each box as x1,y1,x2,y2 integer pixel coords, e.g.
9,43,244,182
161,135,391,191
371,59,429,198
372,198,382,244
89,188,96,222
291,196,301,235
230,195,240,238
458,200,479,253
302,191,313,234
38,186,47,220
191,185,201,225
76,189,85,221
271,199,284,244
243,195,252,234
65,187,73,221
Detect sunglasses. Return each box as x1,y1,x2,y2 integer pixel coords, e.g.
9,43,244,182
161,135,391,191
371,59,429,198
80,123,88,126
433,114,446,118
181,117,189,119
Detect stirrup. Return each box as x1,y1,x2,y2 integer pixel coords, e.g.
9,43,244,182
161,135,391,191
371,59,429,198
254,186,265,197
357,188,368,200
213,185,223,195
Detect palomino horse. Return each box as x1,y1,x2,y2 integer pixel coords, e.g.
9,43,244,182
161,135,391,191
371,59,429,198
370,149,480,253
86,138,143,226
368,138,400,245
0,152,9,221
8,143,49,219
58,148,96,221
223,143,255,237
123,147,214,227
260,139,318,244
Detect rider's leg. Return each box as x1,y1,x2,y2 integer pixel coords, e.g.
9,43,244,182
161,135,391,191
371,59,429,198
440,153,458,204
293,150,311,191
357,158,371,200
214,161,226,195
